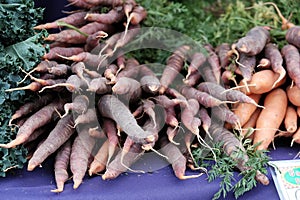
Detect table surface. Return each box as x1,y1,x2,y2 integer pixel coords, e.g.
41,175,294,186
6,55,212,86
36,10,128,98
0,141,299,200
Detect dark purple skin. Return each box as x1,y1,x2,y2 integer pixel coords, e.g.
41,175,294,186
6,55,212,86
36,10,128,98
286,26,300,49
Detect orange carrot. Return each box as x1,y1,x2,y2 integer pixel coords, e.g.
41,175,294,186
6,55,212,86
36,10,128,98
287,85,300,106
240,108,261,139
239,69,286,95
291,127,300,146
253,88,288,150
232,93,261,128
89,139,110,176
283,105,298,134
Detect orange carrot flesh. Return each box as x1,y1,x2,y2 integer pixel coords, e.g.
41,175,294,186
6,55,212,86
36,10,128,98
291,127,300,147
239,69,286,95
89,139,110,176
287,85,300,106
240,108,261,139
284,106,298,134
232,93,261,128
253,88,288,151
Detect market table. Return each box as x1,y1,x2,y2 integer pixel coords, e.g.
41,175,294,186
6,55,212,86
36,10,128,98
0,139,299,200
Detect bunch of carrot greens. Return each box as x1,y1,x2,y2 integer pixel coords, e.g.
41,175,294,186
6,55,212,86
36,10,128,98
1,0,300,199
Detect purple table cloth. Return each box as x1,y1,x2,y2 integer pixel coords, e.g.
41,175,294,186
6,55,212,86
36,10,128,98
0,143,299,200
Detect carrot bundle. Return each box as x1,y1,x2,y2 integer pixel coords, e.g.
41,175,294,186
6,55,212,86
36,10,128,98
6,1,300,198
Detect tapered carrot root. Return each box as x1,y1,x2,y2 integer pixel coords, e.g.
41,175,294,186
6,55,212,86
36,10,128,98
102,118,119,164
139,64,160,94
87,77,111,94
197,82,263,108
89,140,110,176
181,99,201,135
212,105,240,127
239,69,286,95
34,11,88,30
281,44,300,89
51,140,72,193
5,82,43,92
198,107,211,137
237,53,256,86
61,95,89,118
159,136,203,180
9,93,54,126
43,47,84,60
180,85,232,108
84,6,125,24
159,45,190,94
0,99,66,149
283,106,298,134
98,95,150,144
74,108,98,128
291,127,300,147
216,43,232,68
112,77,142,102
240,108,261,139
264,43,286,88
45,22,114,44
231,93,261,128
102,143,144,180
204,44,221,84
70,127,96,189
186,52,206,80
286,26,300,48
27,114,75,171
253,88,288,151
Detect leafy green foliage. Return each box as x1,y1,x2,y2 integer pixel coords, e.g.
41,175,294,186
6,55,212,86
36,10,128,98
193,136,269,199
0,0,44,47
0,0,47,177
